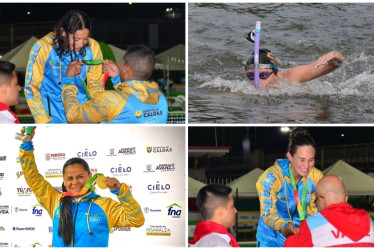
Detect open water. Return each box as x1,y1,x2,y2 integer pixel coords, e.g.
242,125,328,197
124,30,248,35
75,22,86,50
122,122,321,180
188,3,374,123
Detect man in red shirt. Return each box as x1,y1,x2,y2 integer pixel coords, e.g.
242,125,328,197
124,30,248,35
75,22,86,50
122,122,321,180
0,61,20,123
284,175,374,247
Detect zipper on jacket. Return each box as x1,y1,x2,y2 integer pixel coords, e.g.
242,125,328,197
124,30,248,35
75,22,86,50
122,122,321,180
71,201,80,247
47,96,51,117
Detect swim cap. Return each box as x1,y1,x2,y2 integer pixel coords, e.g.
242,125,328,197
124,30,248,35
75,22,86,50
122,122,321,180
245,48,278,70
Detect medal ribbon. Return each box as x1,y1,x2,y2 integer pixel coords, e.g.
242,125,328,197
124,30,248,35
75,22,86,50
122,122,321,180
289,166,307,221
62,173,103,197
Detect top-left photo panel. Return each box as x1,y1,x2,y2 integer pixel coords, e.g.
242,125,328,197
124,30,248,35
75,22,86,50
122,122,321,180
0,3,185,124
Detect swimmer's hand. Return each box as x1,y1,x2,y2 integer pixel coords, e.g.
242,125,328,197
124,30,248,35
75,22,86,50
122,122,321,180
315,51,344,69
66,61,84,77
280,223,299,237
104,176,121,191
18,126,35,142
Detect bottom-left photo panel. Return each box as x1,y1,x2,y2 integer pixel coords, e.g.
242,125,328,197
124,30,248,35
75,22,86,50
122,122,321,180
0,125,185,248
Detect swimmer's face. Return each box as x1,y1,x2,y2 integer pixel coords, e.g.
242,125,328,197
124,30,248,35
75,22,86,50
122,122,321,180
246,69,277,88
63,28,90,52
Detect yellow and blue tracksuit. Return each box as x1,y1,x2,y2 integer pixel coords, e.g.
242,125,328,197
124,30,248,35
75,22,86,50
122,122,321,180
62,75,168,123
25,32,104,124
19,141,145,247
255,159,323,247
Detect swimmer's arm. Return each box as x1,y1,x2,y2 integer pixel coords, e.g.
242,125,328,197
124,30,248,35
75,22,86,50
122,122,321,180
281,51,344,83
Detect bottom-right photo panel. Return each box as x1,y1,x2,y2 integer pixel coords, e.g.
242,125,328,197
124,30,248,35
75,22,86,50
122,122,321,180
188,126,374,247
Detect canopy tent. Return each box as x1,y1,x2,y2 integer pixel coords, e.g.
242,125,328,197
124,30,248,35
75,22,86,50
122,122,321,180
108,44,126,65
227,168,264,197
323,160,374,196
2,36,38,72
188,177,206,198
155,44,185,71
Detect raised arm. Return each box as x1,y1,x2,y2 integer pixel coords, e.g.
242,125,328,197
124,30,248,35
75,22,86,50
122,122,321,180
61,61,125,123
18,127,62,219
280,51,344,83
96,183,145,228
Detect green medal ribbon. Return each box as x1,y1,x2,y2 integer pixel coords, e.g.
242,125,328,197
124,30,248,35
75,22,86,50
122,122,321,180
82,60,103,65
289,166,307,221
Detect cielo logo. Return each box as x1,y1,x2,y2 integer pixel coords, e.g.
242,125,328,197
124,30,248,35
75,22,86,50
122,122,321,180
31,204,43,216
77,148,97,160
167,203,182,218
110,164,132,176
147,181,170,194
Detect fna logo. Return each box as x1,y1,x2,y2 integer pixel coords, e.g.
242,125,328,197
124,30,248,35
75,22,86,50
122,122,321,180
167,203,182,218
31,204,43,216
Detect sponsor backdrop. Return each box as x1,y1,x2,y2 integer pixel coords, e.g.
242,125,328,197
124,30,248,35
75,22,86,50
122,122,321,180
0,125,185,248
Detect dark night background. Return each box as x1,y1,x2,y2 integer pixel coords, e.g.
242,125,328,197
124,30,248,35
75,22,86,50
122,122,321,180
0,3,185,54
189,127,374,153
189,126,374,179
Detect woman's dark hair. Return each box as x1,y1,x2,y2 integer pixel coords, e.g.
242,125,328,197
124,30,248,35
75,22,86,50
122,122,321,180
288,128,316,156
58,157,90,246
53,10,91,58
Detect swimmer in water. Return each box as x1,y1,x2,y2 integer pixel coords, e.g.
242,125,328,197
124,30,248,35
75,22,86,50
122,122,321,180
245,49,344,88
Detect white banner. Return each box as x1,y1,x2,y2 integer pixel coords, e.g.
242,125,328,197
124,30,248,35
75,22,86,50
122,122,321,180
0,125,185,248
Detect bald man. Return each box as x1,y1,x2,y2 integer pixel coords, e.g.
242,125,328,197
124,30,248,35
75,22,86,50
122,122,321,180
284,175,374,247
189,184,239,247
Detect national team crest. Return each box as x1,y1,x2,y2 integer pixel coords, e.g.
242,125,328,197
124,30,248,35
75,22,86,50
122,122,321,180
45,153,51,161
144,207,149,214
135,110,142,118
147,147,152,153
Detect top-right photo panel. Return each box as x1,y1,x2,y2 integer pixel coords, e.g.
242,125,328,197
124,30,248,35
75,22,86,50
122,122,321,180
188,3,374,124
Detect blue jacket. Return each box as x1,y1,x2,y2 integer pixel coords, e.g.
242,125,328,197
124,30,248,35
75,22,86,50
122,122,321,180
255,159,323,247
19,142,145,247
25,32,104,123
62,75,168,123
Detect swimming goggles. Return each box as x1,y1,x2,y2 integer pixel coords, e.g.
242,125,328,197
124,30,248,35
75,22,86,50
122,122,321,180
246,71,273,81
245,63,278,70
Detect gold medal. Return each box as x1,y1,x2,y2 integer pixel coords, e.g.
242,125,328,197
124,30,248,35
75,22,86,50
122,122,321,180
97,175,107,189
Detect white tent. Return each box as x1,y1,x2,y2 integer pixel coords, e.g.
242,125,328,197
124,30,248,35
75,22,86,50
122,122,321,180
323,160,374,196
108,44,126,65
227,168,264,197
2,36,38,72
188,177,206,198
155,44,185,71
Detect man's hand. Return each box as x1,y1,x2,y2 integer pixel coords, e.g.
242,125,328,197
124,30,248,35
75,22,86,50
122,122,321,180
103,60,120,78
280,223,299,237
66,61,83,77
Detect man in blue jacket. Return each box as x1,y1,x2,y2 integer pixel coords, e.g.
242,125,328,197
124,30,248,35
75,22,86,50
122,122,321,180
62,45,168,123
